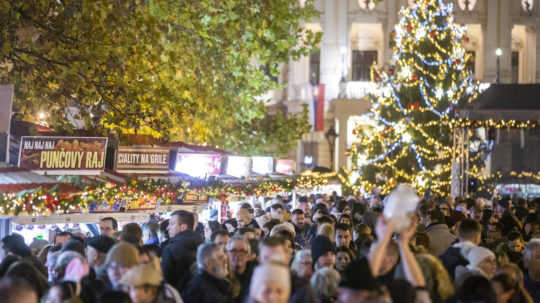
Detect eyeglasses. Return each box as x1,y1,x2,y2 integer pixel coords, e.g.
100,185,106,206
227,249,248,255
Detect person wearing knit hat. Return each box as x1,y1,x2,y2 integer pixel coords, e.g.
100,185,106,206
465,246,497,278
86,236,116,268
455,246,496,284
120,256,183,303
104,242,139,290
249,263,291,303
311,235,336,270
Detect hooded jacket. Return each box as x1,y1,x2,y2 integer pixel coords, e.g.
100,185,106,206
439,242,472,281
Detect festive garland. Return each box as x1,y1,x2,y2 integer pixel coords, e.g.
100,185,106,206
0,172,336,216
0,186,85,216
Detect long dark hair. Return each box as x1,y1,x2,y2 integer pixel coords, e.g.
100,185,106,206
5,261,49,298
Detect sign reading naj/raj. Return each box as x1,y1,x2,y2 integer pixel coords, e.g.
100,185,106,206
115,146,170,173
18,136,107,174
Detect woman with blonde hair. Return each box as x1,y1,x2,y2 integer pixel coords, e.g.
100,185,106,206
317,223,335,244
120,255,183,303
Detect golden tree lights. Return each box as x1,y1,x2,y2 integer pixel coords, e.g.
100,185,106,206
343,0,481,196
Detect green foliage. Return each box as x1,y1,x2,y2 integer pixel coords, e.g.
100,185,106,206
0,0,320,156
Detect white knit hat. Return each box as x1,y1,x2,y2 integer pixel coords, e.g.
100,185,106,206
249,264,291,299
465,246,495,270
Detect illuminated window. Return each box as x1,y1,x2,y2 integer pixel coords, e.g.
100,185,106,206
309,49,320,84
352,50,377,81
466,51,475,77
512,51,519,83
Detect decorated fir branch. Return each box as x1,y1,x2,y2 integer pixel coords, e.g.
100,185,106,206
345,0,484,196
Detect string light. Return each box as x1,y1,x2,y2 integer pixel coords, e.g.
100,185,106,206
341,0,484,196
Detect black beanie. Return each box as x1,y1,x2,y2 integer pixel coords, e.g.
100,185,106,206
311,235,335,264
61,239,86,256
86,236,116,254
1,234,31,257
339,257,379,291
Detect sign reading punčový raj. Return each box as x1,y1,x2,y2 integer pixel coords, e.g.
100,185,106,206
18,136,107,174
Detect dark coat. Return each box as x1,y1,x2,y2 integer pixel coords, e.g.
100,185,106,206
182,270,233,303
439,246,468,281
294,224,311,249
524,271,540,303
290,273,315,303
234,261,255,303
161,230,204,292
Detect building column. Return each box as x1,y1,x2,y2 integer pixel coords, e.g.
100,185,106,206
337,115,349,170
382,0,399,64
524,26,536,83
484,0,512,83
535,25,540,82
287,55,310,102
320,0,349,103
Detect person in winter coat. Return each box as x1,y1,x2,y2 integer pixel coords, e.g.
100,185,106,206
455,246,497,285
182,242,233,303
226,236,255,303
98,242,140,291
424,209,457,257
440,219,482,280
161,210,204,292
120,256,183,303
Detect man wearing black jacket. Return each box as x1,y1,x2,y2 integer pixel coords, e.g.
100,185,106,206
439,218,482,280
161,210,204,292
182,242,233,303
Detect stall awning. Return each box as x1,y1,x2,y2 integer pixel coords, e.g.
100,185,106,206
0,167,80,194
461,84,540,121
168,141,231,154
0,167,56,184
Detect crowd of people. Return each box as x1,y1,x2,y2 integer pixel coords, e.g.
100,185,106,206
1,192,540,303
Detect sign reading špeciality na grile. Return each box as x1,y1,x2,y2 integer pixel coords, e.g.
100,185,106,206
18,136,107,174
115,146,170,173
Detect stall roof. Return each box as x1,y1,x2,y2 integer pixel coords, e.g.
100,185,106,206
0,167,57,184
462,84,540,121
0,167,80,193
168,141,231,154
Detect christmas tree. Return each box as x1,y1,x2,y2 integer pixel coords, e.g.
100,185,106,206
344,0,481,196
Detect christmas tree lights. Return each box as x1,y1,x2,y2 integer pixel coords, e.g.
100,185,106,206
345,0,482,196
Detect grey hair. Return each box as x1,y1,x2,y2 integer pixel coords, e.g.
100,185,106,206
197,242,221,270
310,267,341,299
226,235,250,254
55,251,87,271
291,249,311,274
524,238,540,268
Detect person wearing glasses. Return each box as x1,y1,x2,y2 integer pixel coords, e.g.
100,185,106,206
226,236,254,303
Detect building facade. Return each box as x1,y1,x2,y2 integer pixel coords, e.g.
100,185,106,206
272,0,540,172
